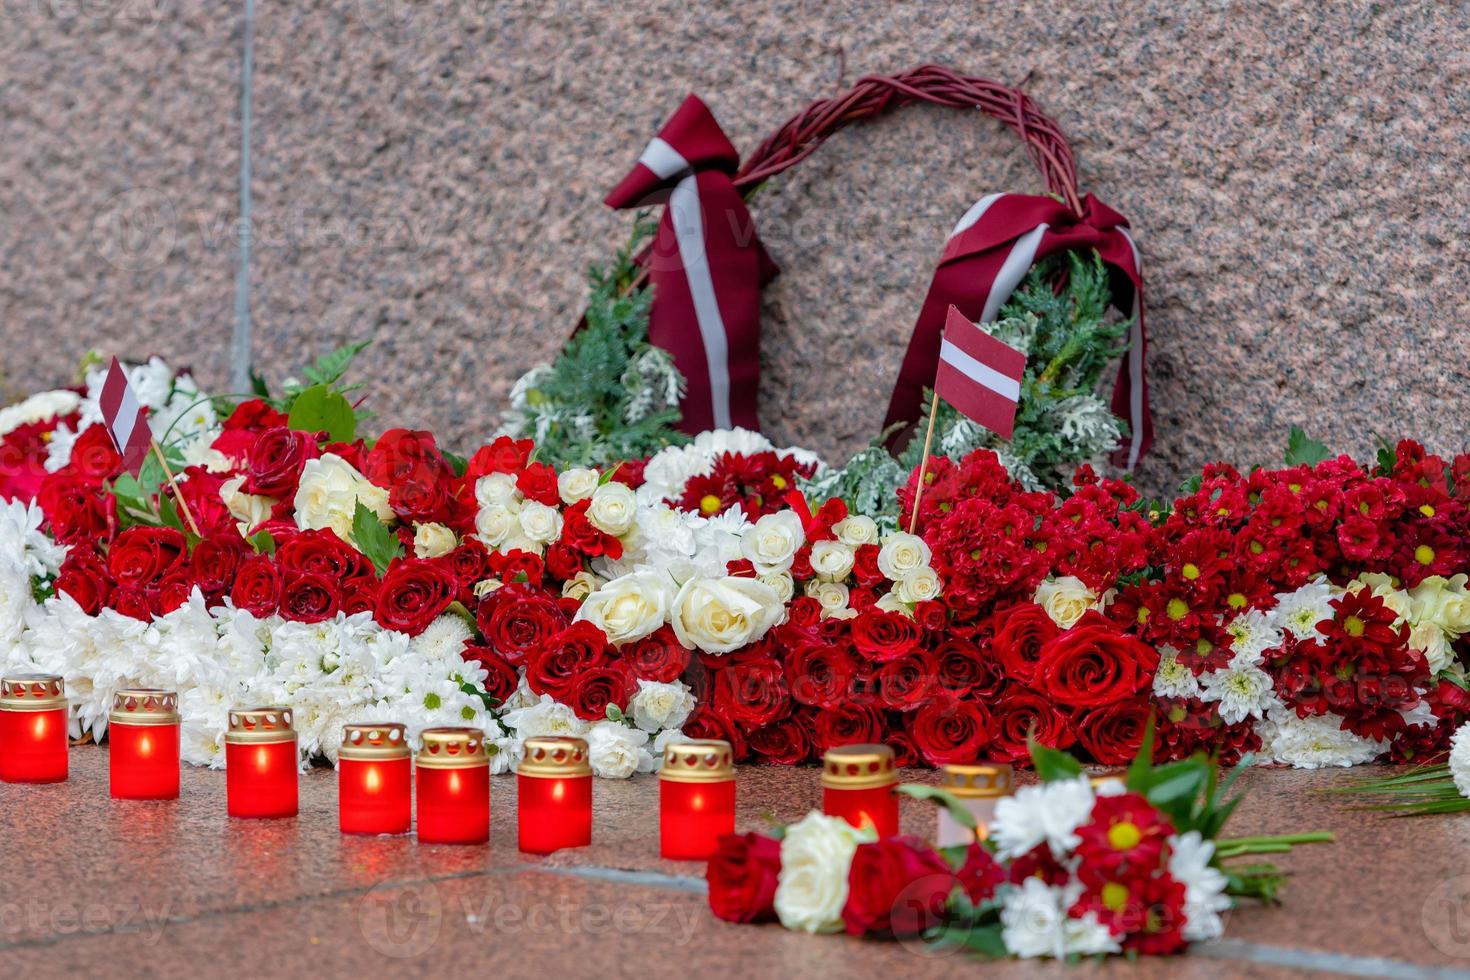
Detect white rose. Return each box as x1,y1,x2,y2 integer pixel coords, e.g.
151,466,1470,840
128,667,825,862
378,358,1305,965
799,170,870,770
293,453,392,540
557,467,600,505
628,679,696,733
412,522,457,559
874,592,910,615
586,721,654,779
561,570,605,603
219,475,277,534
877,532,931,581
670,576,783,653
805,580,849,616
740,511,805,573
758,570,795,604
474,472,520,508
809,540,855,583
833,515,878,547
588,482,637,537
576,571,675,645
1033,575,1106,629
517,500,564,544
896,566,942,604
774,812,875,934
1411,575,1470,635
473,578,503,599
475,503,518,547
500,535,543,557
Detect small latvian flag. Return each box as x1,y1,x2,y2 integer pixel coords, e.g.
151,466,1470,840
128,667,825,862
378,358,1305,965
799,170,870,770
934,305,1027,440
99,356,153,474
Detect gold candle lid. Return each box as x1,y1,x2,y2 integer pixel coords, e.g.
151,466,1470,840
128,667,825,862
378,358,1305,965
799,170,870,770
519,736,592,778
0,673,66,711
340,722,410,761
659,738,735,783
1090,773,1126,790
109,689,179,726
821,743,897,789
416,727,488,769
224,707,296,744
941,763,1013,798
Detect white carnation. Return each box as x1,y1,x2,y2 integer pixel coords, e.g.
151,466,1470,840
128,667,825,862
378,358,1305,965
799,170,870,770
586,720,654,778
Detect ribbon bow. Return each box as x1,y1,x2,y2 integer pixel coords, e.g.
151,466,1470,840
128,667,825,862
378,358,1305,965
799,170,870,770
605,95,778,433
883,192,1150,469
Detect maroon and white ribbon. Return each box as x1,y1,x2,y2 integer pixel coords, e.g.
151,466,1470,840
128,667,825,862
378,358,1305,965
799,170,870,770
605,95,777,433
884,192,1150,468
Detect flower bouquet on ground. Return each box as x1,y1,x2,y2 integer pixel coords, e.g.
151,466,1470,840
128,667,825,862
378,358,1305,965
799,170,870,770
706,724,1331,960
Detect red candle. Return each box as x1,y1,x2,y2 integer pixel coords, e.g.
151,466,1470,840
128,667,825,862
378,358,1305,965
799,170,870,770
416,728,489,845
109,689,180,800
339,722,411,835
0,673,69,784
659,738,735,860
517,736,592,854
224,707,298,819
821,743,898,837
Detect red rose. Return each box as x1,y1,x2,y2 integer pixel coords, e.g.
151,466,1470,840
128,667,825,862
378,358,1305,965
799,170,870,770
912,599,948,633
908,699,992,766
389,476,462,526
192,532,248,598
280,570,340,623
463,436,534,480
842,837,954,937
1034,612,1159,709
527,621,612,702
37,475,115,545
243,426,318,497
1075,701,1152,765
374,558,455,635
231,555,282,616
55,548,113,615
683,704,749,761
463,645,519,705
341,576,380,615
157,572,195,614
850,609,922,663
706,832,781,924
543,542,582,581
276,528,373,582
990,603,1058,684
784,640,854,710
876,649,940,712
560,501,621,559
713,657,790,728
811,703,884,753
851,544,883,587
65,425,124,483
515,461,560,507
491,548,545,586
608,457,646,489
112,586,155,621
445,539,491,592
569,664,633,721
224,399,288,431
622,625,690,683
885,726,921,767
786,596,823,630
365,429,443,488
108,527,187,589
475,583,567,666
748,716,812,765
932,638,998,699
990,686,1077,762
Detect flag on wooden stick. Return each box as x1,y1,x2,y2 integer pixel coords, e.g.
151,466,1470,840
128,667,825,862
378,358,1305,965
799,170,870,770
98,356,153,474
934,305,1026,439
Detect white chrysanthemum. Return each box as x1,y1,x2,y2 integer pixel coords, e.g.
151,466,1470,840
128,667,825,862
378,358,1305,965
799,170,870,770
407,615,472,664
1259,709,1385,769
0,561,37,658
1448,723,1470,799
1151,646,1202,700
1001,877,1120,959
774,812,875,934
0,498,67,578
1224,608,1283,662
991,777,1095,860
500,693,591,741
1198,651,1279,724
628,679,696,733
1272,580,1339,641
1168,831,1232,942
0,389,80,438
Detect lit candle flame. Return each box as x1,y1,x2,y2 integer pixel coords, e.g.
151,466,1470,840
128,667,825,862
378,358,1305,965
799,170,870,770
365,765,382,793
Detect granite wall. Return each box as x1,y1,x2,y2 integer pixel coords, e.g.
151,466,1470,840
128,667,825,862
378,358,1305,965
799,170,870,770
3,0,1468,494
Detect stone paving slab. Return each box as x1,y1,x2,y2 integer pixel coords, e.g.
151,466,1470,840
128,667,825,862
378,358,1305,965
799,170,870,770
2,747,1468,978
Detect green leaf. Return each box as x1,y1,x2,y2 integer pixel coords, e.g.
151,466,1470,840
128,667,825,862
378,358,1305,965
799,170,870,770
1029,737,1084,782
248,530,276,556
605,704,625,724
157,494,185,533
302,341,371,387
1124,713,1157,793
351,501,403,576
249,368,272,398
1284,427,1330,467
441,450,468,479
895,784,978,831
287,384,357,442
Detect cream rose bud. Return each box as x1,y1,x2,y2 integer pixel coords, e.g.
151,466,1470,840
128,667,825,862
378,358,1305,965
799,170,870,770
1411,574,1470,634
219,475,277,533
671,576,783,653
809,540,855,583
588,481,637,537
586,721,654,779
805,580,849,616
576,571,675,645
1034,575,1106,629
740,511,805,573
562,570,605,603
629,679,697,733
877,532,931,581
774,812,875,934
517,500,564,544
896,566,942,604
873,592,911,615
833,515,879,547
758,570,795,604
413,522,457,559
557,467,600,505
473,578,504,599
293,453,393,540
474,472,520,508
475,503,518,547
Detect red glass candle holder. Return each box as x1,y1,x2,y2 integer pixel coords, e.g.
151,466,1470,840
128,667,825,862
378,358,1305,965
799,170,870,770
416,728,489,845
339,722,411,835
109,689,180,800
821,743,898,837
0,673,69,783
659,739,735,860
518,736,593,854
225,707,299,819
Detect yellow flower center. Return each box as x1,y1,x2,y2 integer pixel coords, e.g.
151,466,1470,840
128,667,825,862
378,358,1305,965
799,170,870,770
1182,563,1201,581
1420,504,1436,518
1166,598,1189,621
1101,881,1131,912
1196,638,1214,657
771,475,787,490
699,495,722,515
1249,541,1264,555
1227,592,1247,610
1344,615,1365,638
1107,821,1142,851
1136,607,1150,624
1415,544,1436,566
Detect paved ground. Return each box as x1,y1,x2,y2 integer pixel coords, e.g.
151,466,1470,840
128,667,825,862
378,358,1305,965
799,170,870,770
1,749,1468,979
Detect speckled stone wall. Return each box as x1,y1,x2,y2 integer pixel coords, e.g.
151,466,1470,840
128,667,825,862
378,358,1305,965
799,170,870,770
4,1,1469,493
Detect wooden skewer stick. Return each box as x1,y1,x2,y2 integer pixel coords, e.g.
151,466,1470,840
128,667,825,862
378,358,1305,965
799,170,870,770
906,390,941,537
150,438,201,537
